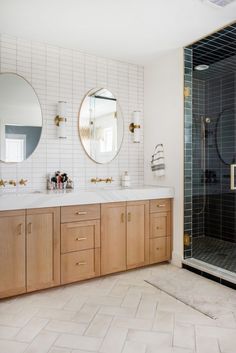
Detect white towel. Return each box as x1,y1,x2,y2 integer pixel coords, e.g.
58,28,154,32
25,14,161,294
151,144,165,177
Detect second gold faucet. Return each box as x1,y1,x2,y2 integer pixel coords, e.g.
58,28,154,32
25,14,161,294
91,177,113,184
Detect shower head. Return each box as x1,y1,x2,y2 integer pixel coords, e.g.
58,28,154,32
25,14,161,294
205,117,211,123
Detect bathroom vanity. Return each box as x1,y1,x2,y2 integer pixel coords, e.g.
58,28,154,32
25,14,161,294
0,187,173,299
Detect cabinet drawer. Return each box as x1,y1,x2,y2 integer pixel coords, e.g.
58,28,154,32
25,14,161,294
149,237,171,264
61,220,100,253
61,249,100,284
150,199,170,213
150,212,170,238
61,204,100,223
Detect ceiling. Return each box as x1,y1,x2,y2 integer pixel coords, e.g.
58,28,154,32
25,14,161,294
0,0,235,65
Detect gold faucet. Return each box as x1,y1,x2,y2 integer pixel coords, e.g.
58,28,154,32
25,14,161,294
91,177,114,184
19,179,28,186
0,179,7,187
9,180,17,186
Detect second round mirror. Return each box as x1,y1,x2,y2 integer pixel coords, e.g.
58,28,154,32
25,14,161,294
79,88,123,164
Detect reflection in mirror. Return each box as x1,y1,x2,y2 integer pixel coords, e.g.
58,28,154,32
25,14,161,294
0,73,42,163
79,88,123,164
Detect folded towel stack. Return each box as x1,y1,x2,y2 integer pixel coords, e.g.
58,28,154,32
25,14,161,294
151,144,165,177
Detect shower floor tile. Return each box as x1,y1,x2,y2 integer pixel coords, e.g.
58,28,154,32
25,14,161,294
193,236,236,273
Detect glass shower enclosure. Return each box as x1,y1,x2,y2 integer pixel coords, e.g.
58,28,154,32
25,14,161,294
184,23,236,276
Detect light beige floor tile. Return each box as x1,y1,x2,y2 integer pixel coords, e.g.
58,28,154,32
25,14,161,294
121,289,141,309
45,320,87,334
98,305,136,317
64,296,88,311
49,348,71,353
152,310,174,332
55,333,102,351
85,314,113,338
16,317,48,342
109,283,130,298
0,325,20,339
127,329,172,346
99,326,128,353
196,336,220,353
0,306,39,327
136,294,158,319
113,317,153,330
147,346,194,353
0,339,28,353
73,304,99,324
25,331,58,353
86,295,123,307
173,323,195,350
122,341,146,353
36,308,76,321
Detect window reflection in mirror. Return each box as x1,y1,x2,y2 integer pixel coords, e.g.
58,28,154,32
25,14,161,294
0,73,42,163
79,88,123,164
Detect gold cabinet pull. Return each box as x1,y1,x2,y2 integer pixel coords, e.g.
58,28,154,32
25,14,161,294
121,213,125,223
76,262,86,266
75,237,87,241
75,211,87,215
28,222,32,234
18,223,23,235
157,204,165,208
128,212,131,222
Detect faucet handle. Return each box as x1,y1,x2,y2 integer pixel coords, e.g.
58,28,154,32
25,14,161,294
9,180,17,187
19,179,28,186
0,179,7,187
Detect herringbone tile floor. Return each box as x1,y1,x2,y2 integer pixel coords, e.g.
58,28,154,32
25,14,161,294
0,264,236,353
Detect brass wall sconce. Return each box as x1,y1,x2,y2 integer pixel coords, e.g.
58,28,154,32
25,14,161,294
129,111,141,143
55,101,67,139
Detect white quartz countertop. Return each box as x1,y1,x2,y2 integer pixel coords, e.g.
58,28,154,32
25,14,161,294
0,185,174,211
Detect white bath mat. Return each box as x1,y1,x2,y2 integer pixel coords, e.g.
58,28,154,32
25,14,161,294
146,265,236,319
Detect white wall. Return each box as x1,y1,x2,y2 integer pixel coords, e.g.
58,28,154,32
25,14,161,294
144,48,184,266
0,34,144,192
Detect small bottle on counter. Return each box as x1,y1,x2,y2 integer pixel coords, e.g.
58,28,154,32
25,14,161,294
122,171,131,188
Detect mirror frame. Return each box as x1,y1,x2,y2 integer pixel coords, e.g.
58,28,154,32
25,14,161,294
78,87,124,164
0,72,43,164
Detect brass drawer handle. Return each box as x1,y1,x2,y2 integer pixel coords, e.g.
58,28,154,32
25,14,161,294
18,223,23,235
75,211,87,215
76,262,86,266
121,213,125,223
128,212,131,222
157,204,165,208
28,222,32,234
75,237,87,241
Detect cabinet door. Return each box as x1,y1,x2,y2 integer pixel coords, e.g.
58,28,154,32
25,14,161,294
26,207,60,292
127,201,149,269
149,237,171,264
101,202,126,275
0,211,26,298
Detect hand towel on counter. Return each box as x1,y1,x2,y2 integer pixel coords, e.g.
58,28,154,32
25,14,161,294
151,144,165,177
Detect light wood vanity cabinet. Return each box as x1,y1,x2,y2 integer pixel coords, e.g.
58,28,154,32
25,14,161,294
0,198,172,299
149,199,172,264
0,210,26,299
26,208,60,292
101,202,126,275
60,205,101,284
126,201,149,269
0,207,60,299
101,200,150,275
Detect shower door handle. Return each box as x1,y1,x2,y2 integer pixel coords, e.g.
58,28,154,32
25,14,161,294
230,164,236,190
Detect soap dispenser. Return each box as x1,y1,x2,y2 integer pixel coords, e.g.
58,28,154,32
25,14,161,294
122,171,131,188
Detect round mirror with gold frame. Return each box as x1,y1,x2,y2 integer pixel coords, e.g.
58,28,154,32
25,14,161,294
79,88,124,164
0,72,43,163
